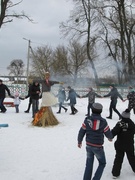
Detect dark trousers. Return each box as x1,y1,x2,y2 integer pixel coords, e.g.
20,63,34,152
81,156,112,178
128,103,135,114
32,99,39,117
15,105,19,113
112,146,135,176
109,99,121,118
71,104,77,114
0,97,6,112
87,103,93,116
26,97,32,112
58,102,67,113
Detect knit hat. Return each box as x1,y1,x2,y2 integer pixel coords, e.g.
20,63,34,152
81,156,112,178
121,109,130,119
110,84,115,88
14,92,19,96
67,86,71,89
92,103,103,114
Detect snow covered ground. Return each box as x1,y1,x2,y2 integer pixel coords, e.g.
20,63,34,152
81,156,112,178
0,97,135,180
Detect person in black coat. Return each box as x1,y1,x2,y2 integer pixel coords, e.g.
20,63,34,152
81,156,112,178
124,86,135,114
30,81,41,118
81,87,102,116
111,109,135,178
56,85,67,113
0,79,11,113
103,85,124,119
66,86,80,115
24,82,33,113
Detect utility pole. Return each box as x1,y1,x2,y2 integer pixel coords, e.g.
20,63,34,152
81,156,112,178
23,38,31,90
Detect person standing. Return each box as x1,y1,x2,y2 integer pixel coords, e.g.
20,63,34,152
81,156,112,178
111,109,135,179
77,103,113,180
24,80,33,113
124,86,135,114
66,86,80,115
103,84,124,119
0,79,11,113
81,87,102,116
11,92,24,113
56,85,67,113
30,81,41,118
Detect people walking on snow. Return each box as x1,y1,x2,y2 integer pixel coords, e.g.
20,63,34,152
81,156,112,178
66,86,80,115
81,87,102,116
56,85,67,114
0,79,11,113
77,103,113,180
103,84,124,119
124,86,135,114
111,109,135,179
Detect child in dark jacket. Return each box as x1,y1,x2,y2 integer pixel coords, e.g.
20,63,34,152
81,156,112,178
111,109,135,179
78,103,113,180
81,87,102,116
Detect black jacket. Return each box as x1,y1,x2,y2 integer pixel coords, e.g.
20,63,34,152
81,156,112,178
25,84,32,99
111,118,135,150
67,89,80,105
127,91,135,109
104,87,123,101
30,82,41,100
0,84,11,98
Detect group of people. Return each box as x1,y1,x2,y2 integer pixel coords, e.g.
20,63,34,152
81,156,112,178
1,76,135,179
78,102,135,179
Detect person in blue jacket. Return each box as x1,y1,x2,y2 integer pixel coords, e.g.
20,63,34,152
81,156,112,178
77,103,113,180
66,86,80,115
56,85,67,113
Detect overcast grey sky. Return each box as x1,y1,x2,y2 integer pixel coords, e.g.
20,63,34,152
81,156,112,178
0,0,73,76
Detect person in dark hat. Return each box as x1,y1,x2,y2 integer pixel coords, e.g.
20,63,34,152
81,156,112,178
77,103,113,180
0,79,11,113
111,109,135,179
103,84,124,119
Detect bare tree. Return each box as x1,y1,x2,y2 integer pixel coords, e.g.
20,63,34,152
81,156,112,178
0,0,33,28
96,0,135,84
60,0,100,85
52,45,71,76
7,59,25,83
30,45,53,79
68,40,87,84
